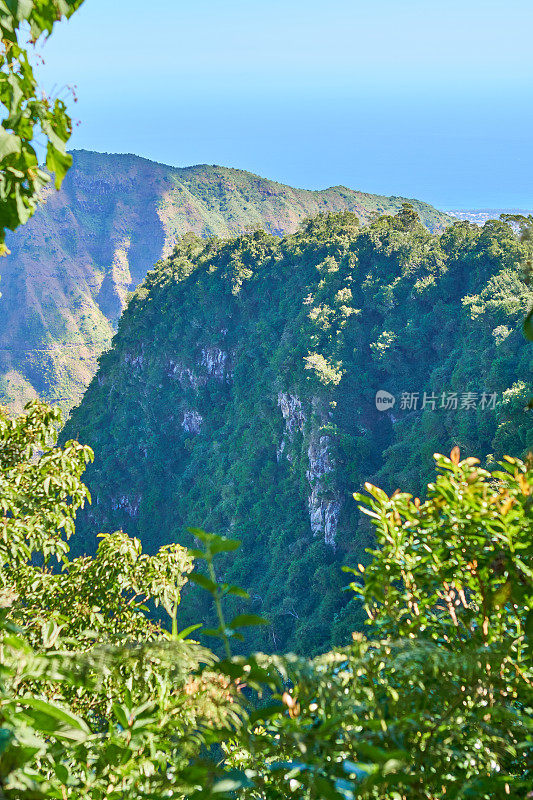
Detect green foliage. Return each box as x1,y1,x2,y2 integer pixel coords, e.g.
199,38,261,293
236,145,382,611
500,213,533,340
63,210,532,655
187,526,269,657
355,448,533,647
525,306,533,341
1,401,532,797
304,351,344,385
0,401,240,797
224,451,533,799
0,0,84,248
0,400,92,577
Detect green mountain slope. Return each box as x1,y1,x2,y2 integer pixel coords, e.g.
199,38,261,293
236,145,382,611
62,209,532,655
0,150,450,413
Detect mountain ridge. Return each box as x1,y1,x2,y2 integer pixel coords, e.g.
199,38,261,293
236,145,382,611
0,150,452,414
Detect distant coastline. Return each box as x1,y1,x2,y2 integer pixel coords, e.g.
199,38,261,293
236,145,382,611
445,208,533,225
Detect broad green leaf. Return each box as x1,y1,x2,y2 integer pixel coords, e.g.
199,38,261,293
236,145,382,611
176,623,202,640
112,702,130,730
187,548,207,560
187,526,212,542
21,696,90,741
189,572,218,594
209,537,241,555
46,142,72,189
0,129,21,160
229,614,269,629
222,583,250,599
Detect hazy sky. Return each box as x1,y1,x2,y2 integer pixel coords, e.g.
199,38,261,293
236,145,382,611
36,0,533,209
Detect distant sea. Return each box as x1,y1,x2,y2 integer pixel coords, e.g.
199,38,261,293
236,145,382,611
445,209,533,226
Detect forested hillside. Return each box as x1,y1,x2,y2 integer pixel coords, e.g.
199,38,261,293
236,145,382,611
0,150,450,415
1,0,531,795
63,208,532,654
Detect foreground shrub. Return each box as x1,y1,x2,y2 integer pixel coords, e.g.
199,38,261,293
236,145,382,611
0,403,531,798
230,448,532,798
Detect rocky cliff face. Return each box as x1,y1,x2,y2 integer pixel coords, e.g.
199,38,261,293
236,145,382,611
181,410,203,435
111,493,142,518
201,347,232,382
277,392,342,545
307,431,342,547
1,150,451,414
277,392,305,462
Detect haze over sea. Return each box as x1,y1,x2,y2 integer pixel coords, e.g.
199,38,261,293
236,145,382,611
36,0,533,211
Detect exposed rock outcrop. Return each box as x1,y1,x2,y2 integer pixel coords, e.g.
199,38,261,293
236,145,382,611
277,392,342,545
167,347,233,389
124,350,144,370
201,347,232,382
167,359,201,390
306,431,342,547
110,493,141,518
277,391,306,462
278,392,306,438
181,409,203,434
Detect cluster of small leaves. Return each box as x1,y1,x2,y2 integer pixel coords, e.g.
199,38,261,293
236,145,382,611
216,451,532,799
0,401,93,582
11,530,195,654
1,398,532,798
0,0,85,250
0,402,248,798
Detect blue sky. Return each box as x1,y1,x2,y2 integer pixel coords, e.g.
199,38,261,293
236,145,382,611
37,0,533,209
